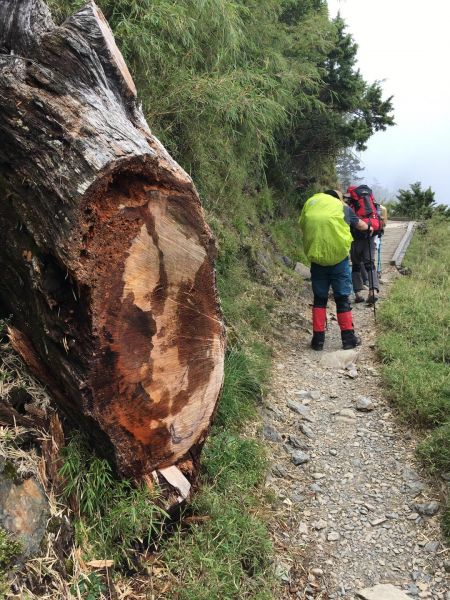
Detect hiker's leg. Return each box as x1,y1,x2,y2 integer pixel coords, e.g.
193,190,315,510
330,257,353,299
331,258,360,349
350,240,364,293
335,294,361,349
310,263,330,350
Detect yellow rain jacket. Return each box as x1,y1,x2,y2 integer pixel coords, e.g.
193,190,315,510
299,193,353,267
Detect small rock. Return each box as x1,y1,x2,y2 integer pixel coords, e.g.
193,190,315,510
407,512,420,520
346,365,358,378
327,531,340,542
441,472,450,482
0,475,49,558
274,560,291,583
405,481,426,497
287,400,313,422
298,522,308,535
356,396,375,412
422,540,440,553
402,467,420,481
370,517,387,527
272,464,289,478
294,262,311,279
299,423,314,439
356,583,411,599
281,255,294,268
312,519,327,530
256,250,272,267
262,425,282,443
290,450,310,466
329,449,338,456
274,285,286,299
310,568,323,577
443,559,450,573
414,501,440,516
320,349,358,369
336,408,357,423
291,492,304,503
340,408,356,418
309,390,321,400
312,473,325,480
309,483,322,493
406,585,419,597
288,435,309,450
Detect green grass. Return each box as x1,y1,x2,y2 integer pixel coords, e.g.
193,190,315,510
59,434,167,569
0,528,22,596
378,218,450,535
161,431,273,600
215,343,270,431
269,216,308,265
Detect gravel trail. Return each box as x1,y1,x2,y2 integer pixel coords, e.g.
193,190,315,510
262,269,449,600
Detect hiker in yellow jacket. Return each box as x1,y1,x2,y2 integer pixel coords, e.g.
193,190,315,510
299,190,369,351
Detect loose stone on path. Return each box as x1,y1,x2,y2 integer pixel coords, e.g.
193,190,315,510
356,396,375,412
357,584,412,600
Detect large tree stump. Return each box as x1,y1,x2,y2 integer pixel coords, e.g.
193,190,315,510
0,0,225,482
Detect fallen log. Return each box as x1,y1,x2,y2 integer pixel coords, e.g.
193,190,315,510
0,0,225,482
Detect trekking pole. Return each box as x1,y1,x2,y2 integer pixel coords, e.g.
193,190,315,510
367,230,377,323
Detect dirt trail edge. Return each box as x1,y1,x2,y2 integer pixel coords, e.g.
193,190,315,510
262,268,449,600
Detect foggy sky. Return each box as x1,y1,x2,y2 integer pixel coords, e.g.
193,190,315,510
327,0,450,205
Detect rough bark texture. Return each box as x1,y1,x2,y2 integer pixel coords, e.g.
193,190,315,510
0,0,225,481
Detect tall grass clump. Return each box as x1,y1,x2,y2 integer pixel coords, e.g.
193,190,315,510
48,0,331,216
60,434,167,569
378,218,450,535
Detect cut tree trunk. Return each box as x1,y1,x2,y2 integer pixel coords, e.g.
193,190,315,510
0,0,225,482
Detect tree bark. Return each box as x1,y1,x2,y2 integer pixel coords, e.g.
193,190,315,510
0,0,225,482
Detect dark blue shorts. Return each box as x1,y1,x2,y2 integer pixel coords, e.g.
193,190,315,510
310,257,352,298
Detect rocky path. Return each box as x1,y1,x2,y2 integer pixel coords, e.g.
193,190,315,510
262,270,449,600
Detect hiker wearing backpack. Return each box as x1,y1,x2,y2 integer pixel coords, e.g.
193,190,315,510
345,185,382,306
299,190,369,351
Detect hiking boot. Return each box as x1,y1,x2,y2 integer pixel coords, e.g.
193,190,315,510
341,330,361,350
354,292,365,303
311,332,325,351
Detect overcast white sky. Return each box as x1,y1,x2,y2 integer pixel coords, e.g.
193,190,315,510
327,0,450,205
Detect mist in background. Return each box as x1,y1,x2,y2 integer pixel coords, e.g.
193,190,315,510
328,0,450,205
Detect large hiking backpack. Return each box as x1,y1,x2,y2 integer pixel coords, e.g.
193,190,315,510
346,185,381,235
299,192,353,266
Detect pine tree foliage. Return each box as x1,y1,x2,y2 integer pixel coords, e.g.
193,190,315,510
391,182,450,219
336,148,364,189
